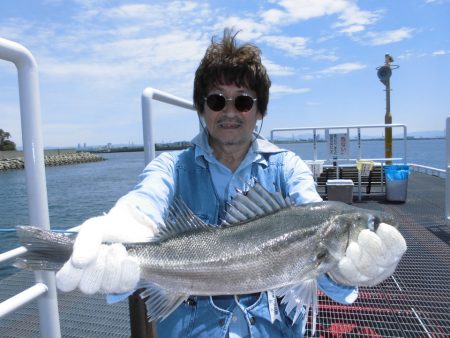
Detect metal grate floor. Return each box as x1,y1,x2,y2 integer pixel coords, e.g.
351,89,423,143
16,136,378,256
306,172,450,337
1,172,449,337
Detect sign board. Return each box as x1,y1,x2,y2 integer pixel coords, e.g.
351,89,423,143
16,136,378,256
328,133,349,157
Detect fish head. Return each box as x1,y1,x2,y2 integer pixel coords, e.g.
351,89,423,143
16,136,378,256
316,210,397,267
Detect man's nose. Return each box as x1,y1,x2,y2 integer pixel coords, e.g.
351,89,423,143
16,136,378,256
222,98,238,114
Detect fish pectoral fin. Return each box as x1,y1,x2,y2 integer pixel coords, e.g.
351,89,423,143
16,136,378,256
274,279,318,335
137,281,188,322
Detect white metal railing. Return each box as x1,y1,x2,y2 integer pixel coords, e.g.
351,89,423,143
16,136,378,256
409,163,445,179
0,37,61,337
270,123,408,164
141,87,195,164
271,124,408,201
447,117,450,225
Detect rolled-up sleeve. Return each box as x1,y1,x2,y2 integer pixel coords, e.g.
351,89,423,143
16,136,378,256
317,274,358,304
282,151,322,204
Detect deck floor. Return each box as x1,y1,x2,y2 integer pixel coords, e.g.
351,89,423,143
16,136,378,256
0,171,449,337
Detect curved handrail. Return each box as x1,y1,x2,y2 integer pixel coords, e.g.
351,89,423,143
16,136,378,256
141,87,195,164
0,37,61,337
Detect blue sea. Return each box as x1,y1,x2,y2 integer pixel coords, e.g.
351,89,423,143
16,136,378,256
0,138,445,279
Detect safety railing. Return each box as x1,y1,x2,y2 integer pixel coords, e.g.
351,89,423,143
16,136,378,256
270,123,408,164
0,38,61,336
447,117,450,226
409,163,445,179
141,87,195,164
270,124,408,201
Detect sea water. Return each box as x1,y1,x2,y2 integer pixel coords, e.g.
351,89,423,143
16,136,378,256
0,138,445,279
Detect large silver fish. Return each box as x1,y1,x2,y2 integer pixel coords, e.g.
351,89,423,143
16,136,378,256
15,181,404,331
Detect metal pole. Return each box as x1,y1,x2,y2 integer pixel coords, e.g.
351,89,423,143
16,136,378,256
0,37,61,338
446,117,450,226
377,54,398,165
385,76,392,163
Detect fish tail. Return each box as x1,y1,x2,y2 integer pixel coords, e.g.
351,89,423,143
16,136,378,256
14,225,75,271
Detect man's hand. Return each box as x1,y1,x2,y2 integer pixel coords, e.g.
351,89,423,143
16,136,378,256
329,222,407,286
56,200,158,294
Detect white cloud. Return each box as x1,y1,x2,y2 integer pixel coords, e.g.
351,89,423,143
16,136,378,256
319,62,366,74
262,58,296,76
213,16,269,40
263,0,380,33
270,84,310,95
433,50,450,56
260,35,337,61
303,62,366,79
365,28,414,46
260,35,310,56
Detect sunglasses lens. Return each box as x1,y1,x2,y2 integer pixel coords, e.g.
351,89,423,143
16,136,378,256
206,94,226,111
234,95,255,112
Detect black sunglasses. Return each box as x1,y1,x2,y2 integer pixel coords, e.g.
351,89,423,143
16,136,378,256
204,93,257,112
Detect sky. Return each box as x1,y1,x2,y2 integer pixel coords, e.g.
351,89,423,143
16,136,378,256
0,0,449,148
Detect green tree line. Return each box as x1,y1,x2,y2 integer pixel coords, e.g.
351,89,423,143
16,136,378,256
0,129,17,151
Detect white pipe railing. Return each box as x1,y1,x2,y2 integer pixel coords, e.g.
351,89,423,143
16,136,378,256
0,246,27,264
0,283,48,318
141,87,195,164
409,163,445,179
0,37,61,337
446,117,450,225
270,123,408,164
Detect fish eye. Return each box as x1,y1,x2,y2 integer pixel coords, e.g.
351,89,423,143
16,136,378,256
316,251,327,260
368,215,380,232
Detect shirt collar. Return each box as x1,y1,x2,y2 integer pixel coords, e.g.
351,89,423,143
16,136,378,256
191,131,286,168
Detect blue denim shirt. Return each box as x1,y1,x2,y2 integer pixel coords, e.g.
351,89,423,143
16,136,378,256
120,132,358,338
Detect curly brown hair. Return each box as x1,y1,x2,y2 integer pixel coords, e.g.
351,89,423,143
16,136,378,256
193,29,271,116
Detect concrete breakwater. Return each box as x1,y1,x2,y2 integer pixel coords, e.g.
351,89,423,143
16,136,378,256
0,151,104,171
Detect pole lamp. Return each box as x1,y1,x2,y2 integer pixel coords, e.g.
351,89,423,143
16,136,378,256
377,53,399,164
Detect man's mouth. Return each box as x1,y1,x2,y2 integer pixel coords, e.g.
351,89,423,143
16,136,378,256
219,122,241,129
218,119,242,129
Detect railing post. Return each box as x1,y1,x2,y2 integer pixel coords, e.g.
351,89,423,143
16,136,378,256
135,88,196,337
446,117,450,226
141,87,196,165
142,88,156,165
0,37,61,337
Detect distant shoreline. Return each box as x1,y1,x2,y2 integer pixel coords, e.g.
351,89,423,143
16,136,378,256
1,136,443,159
0,144,191,160
0,150,104,170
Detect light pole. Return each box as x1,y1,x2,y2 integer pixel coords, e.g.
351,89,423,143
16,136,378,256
377,53,399,163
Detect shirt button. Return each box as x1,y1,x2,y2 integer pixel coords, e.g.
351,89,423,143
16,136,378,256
219,319,225,326
249,317,256,325
232,315,238,322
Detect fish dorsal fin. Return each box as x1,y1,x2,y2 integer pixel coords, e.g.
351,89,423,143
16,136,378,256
274,279,318,335
223,179,292,225
137,281,188,322
153,198,211,242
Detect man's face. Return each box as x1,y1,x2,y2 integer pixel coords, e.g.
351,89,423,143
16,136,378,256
202,83,262,148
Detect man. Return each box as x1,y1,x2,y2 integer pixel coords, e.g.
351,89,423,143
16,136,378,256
56,29,405,337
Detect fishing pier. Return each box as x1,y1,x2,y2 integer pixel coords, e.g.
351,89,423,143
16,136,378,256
1,38,450,337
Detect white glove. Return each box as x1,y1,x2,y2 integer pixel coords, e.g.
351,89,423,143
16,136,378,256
329,222,407,286
56,200,158,294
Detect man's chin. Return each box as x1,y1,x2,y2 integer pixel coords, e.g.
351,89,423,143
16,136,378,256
210,135,248,147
